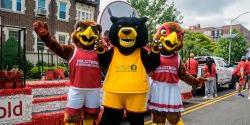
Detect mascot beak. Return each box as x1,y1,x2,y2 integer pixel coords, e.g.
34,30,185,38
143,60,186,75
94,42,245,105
160,32,178,51
79,26,97,46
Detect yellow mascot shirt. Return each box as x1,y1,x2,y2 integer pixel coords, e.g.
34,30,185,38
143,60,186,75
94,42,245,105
103,47,149,93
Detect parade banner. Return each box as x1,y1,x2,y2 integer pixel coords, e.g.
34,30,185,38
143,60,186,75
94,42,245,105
0,88,33,125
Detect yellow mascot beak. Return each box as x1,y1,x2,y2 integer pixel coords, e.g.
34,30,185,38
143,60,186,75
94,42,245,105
160,32,178,51
79,26,97,46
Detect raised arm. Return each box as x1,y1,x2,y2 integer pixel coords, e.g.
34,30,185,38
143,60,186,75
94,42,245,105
178,61,205,86
141,48,160,73
33,21,74,60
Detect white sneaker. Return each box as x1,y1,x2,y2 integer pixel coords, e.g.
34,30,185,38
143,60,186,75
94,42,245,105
248,96,250,100
214,94,218,98
203,96,208,100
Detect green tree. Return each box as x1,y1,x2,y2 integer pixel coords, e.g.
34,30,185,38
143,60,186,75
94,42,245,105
128,0,183,40
2,37,25,70
214,30,247,64
180,31,217,60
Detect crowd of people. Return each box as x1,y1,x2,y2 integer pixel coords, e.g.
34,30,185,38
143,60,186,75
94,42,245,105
232,56,250,99
186,53,250,100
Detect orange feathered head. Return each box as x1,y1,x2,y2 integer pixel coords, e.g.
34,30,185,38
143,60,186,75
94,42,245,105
72,21,102,48
154,22,184,53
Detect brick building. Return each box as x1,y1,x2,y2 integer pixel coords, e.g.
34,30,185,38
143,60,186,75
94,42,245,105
0,0,99,64
188,24,250,42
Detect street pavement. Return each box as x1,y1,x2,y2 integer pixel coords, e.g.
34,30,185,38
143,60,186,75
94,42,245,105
121,86,250,125
183,90,250,125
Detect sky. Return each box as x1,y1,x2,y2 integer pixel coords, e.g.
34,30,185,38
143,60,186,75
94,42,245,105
99,0,250,30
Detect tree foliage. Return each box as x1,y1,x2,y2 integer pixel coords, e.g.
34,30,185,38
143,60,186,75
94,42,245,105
180,31,217,60
128,0,183,40
213,30,248,64
2,37,25,70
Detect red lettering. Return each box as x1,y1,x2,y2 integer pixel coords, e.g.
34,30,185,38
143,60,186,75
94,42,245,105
0,106,7,119
8,102,11,117
13,101,22,116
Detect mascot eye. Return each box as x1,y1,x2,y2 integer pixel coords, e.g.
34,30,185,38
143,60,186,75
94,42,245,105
160,29,167,35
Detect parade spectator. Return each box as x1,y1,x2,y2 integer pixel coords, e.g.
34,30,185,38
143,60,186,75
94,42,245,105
212,59,218,97
185,53,199,95
245,57,250,99
234,56,246,97
203,57,217,100
185,53,199,77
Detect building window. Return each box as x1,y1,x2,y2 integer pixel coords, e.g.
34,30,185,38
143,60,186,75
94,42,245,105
59,35,67,44
76,3,94,21
16,0,21,11
1,0,12,10
56,0,70,21
38,0,45,9
77,10,92,21
0,0,24,12
32,31,47,52
37,37,45,50
59,2,67,19
55,32,69,45
35,0,49,17
3,27,24,47
9,30,19,40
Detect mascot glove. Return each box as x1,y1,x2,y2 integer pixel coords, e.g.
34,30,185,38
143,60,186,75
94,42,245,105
197,77,207,87
94,40,108,54
95,107,104,125
150,40,162,54
33,21,50,38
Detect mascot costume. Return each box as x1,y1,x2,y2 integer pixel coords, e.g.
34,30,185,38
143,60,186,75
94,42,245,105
33,21,106,125
98,16,160,125
148,22,205,125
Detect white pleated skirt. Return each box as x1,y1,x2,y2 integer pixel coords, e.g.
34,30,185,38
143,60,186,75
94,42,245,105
148,80,184,112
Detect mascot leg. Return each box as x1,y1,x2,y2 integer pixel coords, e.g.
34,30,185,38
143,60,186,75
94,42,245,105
64,112,81,125
166,112,182,125
83,113,97,125
152,110,166,125
126,111,144,125
99,107,123,125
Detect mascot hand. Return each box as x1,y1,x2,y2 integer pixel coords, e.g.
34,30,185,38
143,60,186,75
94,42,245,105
33,21,49,38
95,108,104,125
197,77,207,87
150,40,162,53
95,40,107,54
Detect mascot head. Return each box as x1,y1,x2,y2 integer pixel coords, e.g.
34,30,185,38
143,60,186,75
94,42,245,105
154,22,184,55
72,21,102,49
109,16,148,54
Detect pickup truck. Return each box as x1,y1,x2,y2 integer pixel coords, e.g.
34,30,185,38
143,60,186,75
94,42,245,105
194,56,235,89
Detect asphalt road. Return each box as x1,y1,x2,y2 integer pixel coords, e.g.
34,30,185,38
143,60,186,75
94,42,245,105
121,85,246,125
183,90,250,125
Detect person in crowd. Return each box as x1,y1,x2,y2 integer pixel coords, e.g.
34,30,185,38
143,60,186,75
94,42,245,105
233,56,246,97
212,59,218,98
245,57,250,99
185,53,199,95
203,57,217,100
